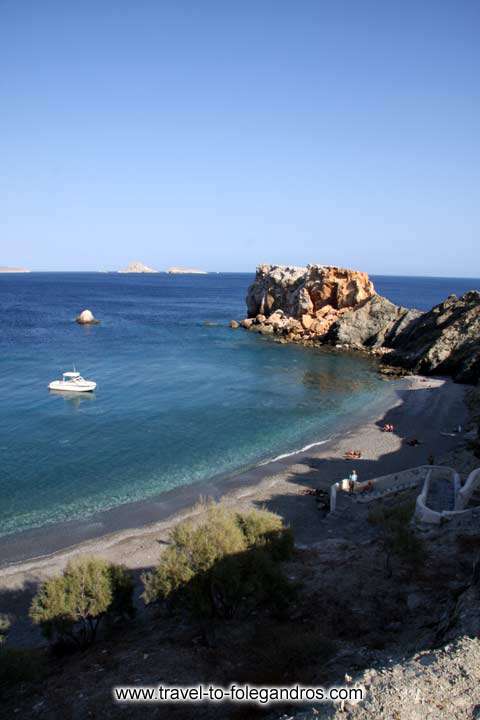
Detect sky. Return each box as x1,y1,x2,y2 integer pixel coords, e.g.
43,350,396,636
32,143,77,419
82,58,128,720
1,1,479,275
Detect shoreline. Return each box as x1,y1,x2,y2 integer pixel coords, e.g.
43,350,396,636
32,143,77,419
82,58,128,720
0,379,401,570
0,375,468,580
0,373,470,648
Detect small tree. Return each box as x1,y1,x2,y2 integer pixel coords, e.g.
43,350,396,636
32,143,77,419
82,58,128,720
30,557,134,649
237,508,294,560
142,503,294,619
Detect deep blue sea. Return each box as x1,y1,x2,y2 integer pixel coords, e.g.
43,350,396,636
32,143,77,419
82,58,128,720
0,272,478,538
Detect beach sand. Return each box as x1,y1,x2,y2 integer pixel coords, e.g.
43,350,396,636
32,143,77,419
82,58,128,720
0,374,470,646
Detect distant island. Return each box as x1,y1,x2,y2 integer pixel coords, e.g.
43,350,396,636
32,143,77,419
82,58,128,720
118,261,158,274
167,266,207,275
0,266,30,273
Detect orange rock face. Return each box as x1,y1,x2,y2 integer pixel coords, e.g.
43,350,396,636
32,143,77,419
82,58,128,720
244,264,376,342
306,266,374,313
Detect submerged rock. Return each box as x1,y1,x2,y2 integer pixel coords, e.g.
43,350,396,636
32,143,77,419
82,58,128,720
229,320,239,329
76,309,99,325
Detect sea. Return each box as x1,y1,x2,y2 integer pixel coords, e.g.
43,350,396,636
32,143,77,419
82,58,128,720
0,272,478,540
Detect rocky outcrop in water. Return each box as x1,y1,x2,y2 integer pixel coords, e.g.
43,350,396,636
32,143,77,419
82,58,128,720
327,294,421,349
168,266,207,274
76,309,99,325
386,291,480,384
243,264,415,345
246,264,375,319
118,261,158,273
239,265,480,384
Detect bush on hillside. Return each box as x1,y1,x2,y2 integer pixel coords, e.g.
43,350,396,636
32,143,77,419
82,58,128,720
236,508,294,560
30,557,134,649
142,503,294,618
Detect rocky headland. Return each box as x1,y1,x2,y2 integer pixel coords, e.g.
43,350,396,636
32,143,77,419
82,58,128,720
238,264,480,384
118,260,158,273
0,266,30,273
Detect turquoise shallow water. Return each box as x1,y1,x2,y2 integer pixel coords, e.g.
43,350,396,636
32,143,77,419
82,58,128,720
0,272,477,538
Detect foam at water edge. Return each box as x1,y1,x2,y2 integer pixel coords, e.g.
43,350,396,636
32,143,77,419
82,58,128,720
258,438,330,465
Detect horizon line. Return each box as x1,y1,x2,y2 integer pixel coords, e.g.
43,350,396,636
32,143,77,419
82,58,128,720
2,269,480,280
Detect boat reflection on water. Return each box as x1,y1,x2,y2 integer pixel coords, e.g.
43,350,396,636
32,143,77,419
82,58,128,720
48,390,97,409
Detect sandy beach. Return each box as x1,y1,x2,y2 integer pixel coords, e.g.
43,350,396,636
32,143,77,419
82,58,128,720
0,373,470,647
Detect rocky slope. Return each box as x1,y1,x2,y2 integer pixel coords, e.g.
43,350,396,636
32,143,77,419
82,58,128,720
240,265,480,384
276,637,480,720
387,291,480,384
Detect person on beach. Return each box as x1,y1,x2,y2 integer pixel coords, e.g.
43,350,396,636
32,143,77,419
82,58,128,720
350,469,358,483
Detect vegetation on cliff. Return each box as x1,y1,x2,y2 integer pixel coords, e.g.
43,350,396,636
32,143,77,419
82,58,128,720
30,557,135,649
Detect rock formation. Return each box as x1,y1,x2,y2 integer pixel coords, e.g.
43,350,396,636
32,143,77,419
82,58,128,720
76,309,99,324
246,264,375,319
0,266,30,273
167,266,207,274
387,291,480,384
239,264,480,384
118,261,158,273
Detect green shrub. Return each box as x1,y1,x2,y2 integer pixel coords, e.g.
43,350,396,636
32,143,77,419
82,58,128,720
30,557,134,649
142,504,246,607
142,504,294,619
0,647,47,692
107,563,136,623
236,508,294,560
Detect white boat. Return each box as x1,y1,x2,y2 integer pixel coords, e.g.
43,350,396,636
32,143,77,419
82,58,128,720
48,371,96,393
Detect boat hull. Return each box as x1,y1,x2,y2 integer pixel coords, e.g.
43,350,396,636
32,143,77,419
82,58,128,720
48,381,96,393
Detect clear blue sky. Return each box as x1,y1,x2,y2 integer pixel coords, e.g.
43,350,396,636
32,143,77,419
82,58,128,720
1,1,479,275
